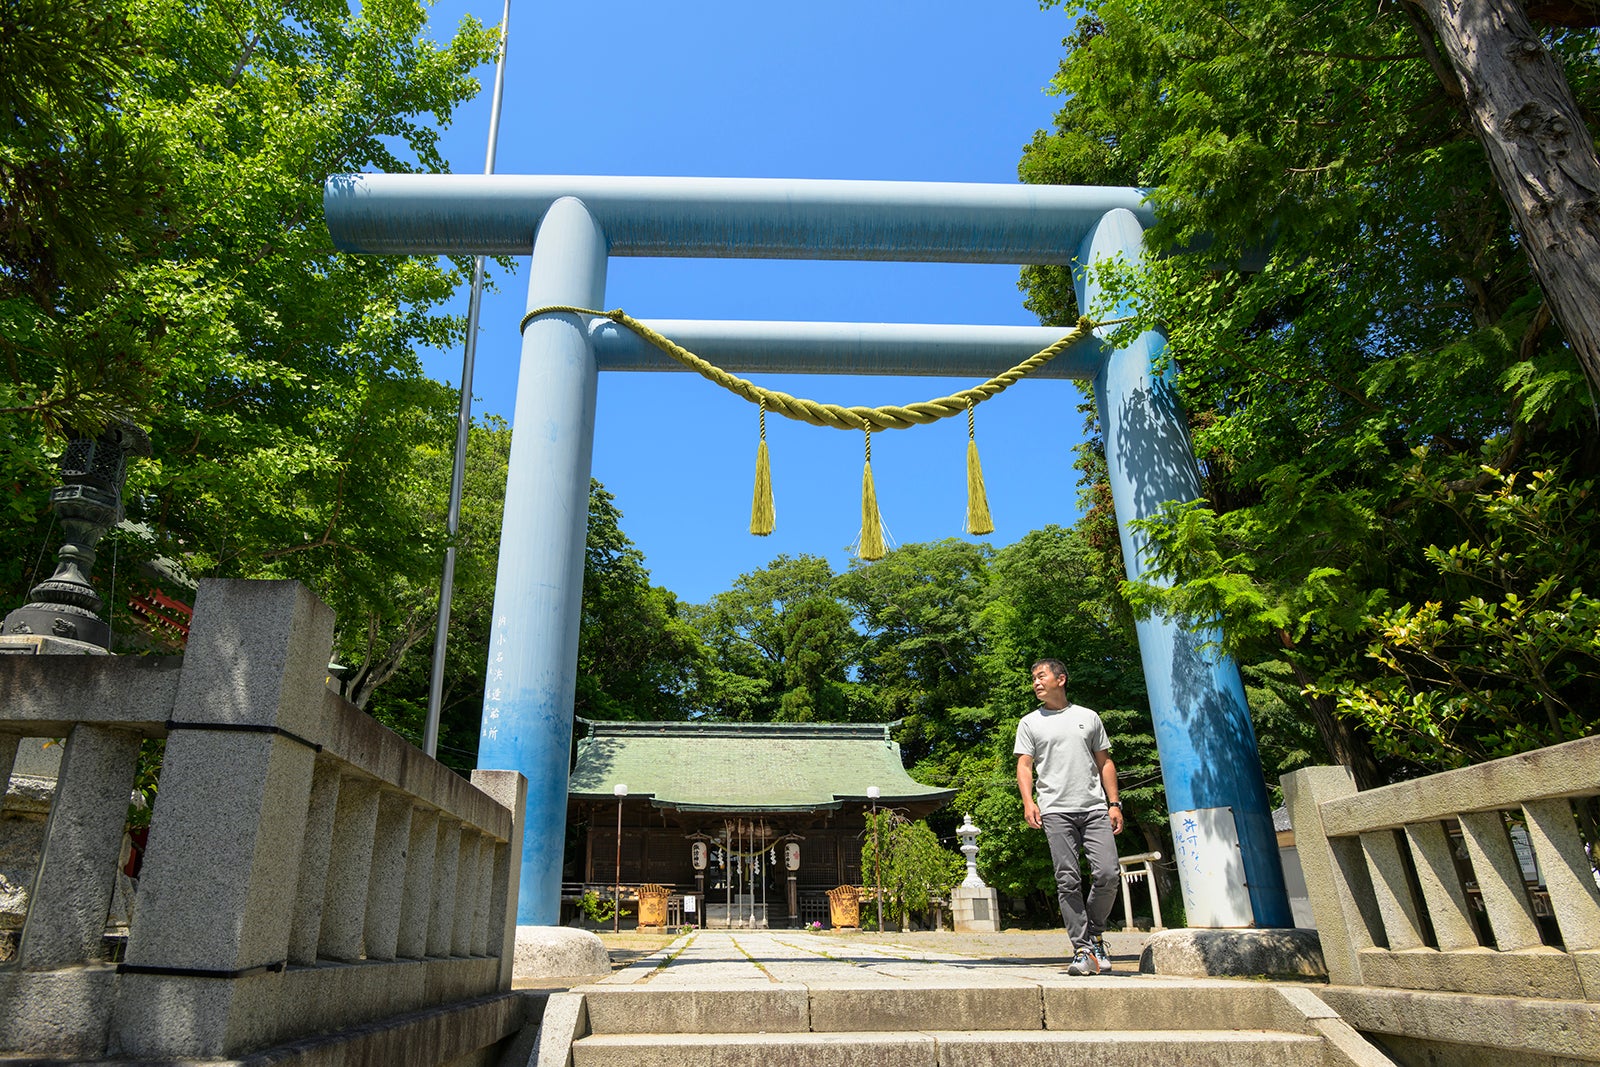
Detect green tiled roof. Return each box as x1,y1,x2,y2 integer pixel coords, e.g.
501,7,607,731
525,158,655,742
568,719,954,813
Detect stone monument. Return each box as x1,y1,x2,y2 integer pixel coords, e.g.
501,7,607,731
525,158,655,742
950,814,1000,933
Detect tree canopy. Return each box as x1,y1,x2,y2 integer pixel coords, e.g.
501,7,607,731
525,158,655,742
1020,0,1600,781
2,0,498,673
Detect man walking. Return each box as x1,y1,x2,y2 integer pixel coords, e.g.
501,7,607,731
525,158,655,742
1015,658,1123,975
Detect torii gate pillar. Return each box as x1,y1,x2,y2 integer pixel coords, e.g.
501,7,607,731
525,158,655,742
1078,209,1293,928
474,197,606,925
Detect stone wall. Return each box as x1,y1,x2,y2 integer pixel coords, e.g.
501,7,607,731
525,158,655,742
0,579,528,1063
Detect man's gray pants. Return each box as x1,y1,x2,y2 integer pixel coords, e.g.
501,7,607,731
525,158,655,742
1042,810,1119,952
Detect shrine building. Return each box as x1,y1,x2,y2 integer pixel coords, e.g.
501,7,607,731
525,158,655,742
564,718,954,928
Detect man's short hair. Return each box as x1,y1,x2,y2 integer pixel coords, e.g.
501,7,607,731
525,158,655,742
1030,658,1069,682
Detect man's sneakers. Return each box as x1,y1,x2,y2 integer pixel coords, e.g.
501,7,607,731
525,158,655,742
1066,937,1112,976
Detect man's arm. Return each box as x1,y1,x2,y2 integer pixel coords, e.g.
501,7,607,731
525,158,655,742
1016,754,1042,829
1094,750,1124,834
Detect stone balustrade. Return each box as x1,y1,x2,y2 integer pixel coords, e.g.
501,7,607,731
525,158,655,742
1284,738,1600,1063
0,579,527,1062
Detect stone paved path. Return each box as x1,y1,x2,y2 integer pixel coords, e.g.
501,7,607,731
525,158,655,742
593,929,1159,988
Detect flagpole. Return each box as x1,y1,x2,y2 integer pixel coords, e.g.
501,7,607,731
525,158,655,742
425,0,512,759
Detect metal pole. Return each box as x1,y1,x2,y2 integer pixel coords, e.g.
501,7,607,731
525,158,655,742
423,0,512,759
873,800,882,933
614,797,622,934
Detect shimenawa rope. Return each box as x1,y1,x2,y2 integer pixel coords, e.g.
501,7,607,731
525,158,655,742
519,306,1113,558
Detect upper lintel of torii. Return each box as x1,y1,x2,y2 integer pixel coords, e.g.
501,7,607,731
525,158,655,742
321,173,1154,379
322,173,1153,263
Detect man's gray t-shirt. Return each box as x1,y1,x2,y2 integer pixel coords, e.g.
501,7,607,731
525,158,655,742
1014,704,1112,813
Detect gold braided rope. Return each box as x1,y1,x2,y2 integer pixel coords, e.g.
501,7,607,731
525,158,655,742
518,305,1109,431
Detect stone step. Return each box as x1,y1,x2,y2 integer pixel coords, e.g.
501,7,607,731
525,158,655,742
572,1028,1326,1067
580,981,1316,1036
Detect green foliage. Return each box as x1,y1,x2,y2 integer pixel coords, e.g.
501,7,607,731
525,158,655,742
1,0,500,696
676,531,1184,926
689,554,869,722
362,418,514,765
125,738,164,828
839,528,1189,922
577,483,706,721
575,889,618,924
836,539,992,764
365,430,703,767
860,809,962,929
977,527,1166,849
955,761,1053,902
1022,0,1600,779
1333,465,1600,767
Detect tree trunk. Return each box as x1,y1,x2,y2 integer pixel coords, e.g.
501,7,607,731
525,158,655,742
1277,630,1385,790
1412,0,1600,399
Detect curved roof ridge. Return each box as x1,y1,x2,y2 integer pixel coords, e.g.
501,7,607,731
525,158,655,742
575,717,904,741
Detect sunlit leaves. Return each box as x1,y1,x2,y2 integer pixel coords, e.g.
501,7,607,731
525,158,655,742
1333,466,1600,766
2,0,499,672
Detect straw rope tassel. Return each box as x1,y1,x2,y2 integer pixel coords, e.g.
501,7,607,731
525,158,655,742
751,399,775,536
965,402,994,536
860,429,886,561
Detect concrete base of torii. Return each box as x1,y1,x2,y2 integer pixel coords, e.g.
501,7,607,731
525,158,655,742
1138,927,1327,980
512,925,611,984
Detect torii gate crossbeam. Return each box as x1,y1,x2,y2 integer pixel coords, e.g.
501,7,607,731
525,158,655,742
324,174,1293,932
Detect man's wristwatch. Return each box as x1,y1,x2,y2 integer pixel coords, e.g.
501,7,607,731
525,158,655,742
1107,801,1122,809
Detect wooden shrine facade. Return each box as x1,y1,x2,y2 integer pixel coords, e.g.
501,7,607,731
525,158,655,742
563,719,954,928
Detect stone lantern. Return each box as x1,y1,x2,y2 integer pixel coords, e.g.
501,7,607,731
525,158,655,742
950,813,1000,933
956,813,985,888
3,420,150,651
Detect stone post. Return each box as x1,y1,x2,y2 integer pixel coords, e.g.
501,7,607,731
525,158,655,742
1522,798,1600,953
428,818,462,957
318,776,379,962
286,759,341,966
15,723,140,968
111,580,332,1059
0,734,19,789
470,769,527,989
363,790,414,961
397,806,441,960
1281,766,1385,986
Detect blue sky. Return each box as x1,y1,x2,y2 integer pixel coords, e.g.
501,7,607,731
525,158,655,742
419,0,1089,605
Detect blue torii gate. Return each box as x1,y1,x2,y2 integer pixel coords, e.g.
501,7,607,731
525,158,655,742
324,174,1294,931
